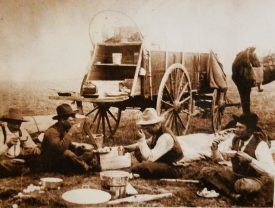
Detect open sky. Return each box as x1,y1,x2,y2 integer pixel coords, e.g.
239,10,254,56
1,0,275,81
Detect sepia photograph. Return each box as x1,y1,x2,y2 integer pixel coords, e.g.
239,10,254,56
0,0,274,207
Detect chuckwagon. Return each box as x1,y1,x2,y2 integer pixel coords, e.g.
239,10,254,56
49,11,232,140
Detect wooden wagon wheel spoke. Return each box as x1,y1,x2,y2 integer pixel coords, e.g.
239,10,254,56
164,109,174,128
170,113,175,131
102,111,106,137
96,110,102,132
177,83,188,101
105,111,113,135
107,108,119,123
161,99,173,108
175,113,187,130
177,73,186,98
179,96,191,105
164,85,174,102
86,105,99,116
85,104,122,140
173,68,179,97
157,63,192,136
174,114,180,135
169,75,174,100
92,108,100,123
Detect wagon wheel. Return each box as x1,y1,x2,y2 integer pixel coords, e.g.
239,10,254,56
156,63,192,136
211,89,224,132
85,103,121,140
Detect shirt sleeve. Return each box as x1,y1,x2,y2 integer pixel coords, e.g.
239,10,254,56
212,137,233,161
252,141,275,177
21,128,37,149
0,127,8,155
138,133,174,162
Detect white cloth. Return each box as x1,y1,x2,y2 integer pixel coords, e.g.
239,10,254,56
138,133,174,162
0,123,37,158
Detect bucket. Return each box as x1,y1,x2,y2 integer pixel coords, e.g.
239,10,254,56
112,53,122,65
100,170,129,199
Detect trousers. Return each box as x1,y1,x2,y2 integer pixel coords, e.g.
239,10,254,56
200,165,271,195
131,161,183,179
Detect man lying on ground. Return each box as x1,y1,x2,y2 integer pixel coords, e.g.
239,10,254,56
124,108,184,179
0,108,41,177
199,113,275,202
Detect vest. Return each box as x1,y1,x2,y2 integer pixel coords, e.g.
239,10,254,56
231,134,262,176
149,126,183,164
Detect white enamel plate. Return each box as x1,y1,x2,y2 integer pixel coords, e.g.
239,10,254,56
62,188,111,205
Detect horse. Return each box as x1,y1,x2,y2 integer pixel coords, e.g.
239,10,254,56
232,47,275,114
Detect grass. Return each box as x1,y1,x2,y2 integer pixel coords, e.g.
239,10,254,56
0,77,274,207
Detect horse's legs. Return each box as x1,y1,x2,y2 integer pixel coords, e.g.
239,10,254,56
236,84,251,114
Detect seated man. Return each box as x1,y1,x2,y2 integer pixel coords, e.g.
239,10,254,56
0,108,41,177
41,103,94,174
200,113,275,202
124,108,184,179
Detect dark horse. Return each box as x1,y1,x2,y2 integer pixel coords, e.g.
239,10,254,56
232,47,275,114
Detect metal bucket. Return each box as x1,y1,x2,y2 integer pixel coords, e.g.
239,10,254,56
100,170,129,199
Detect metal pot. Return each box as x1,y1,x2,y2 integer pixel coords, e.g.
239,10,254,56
100,170,129,187
100,171,129,199
40,177,63,189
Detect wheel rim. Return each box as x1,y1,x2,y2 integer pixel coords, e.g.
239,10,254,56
212,89,223,132
156,63,192,135
85,103,121,139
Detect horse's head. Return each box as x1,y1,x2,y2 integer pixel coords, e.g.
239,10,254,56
232,47,260,86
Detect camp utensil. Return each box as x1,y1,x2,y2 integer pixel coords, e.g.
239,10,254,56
40,177,63,189
107,192,173,205
62,188,111,205
100,170,130,199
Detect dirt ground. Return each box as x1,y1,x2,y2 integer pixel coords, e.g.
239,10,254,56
0,80,274,207
0,159,273,207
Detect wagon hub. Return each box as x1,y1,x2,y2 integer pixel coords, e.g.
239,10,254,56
173,100,182,112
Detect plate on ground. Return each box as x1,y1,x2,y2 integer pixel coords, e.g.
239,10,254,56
197,188,219,198
62,188,111,205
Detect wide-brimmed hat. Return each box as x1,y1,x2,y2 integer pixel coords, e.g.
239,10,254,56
233,113,258,129
137,108,163,125
52,104,77,120
0,108,28,122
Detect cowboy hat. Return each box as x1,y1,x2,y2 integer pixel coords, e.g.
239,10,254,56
137,108,163,125
52,103,77,120
233,113,258,129
0,108,28,122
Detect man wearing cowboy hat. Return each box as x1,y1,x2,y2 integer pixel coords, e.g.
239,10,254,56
124,108,184,179
41,103,94,174
200,113,275,202
0,108,41,177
